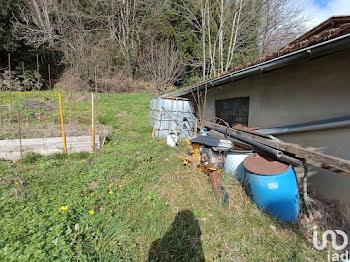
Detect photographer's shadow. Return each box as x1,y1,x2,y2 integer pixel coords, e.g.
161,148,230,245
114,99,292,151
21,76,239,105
147,209,205,262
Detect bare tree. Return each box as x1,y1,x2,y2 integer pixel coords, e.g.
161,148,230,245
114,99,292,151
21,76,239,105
259,0,308,56
206,0,248,75
14,0,145,81
138,42,185,94
174,0,260,78
14,0,79,50
100,0,145,77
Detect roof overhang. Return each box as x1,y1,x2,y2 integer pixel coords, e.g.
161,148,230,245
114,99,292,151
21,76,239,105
165,32,350,98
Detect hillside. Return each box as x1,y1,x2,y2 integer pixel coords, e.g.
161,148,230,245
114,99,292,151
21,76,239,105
0,92,325,261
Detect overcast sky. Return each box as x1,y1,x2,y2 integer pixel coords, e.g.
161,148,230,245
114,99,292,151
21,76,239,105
297,0,350,28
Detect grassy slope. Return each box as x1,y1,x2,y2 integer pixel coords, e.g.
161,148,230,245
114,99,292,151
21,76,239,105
0,91,325,261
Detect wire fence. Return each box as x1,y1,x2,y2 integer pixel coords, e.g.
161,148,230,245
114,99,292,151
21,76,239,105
0,54,110,143
0,89,105,139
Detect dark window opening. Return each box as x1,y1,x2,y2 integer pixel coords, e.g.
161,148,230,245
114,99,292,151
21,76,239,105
215,97,250,127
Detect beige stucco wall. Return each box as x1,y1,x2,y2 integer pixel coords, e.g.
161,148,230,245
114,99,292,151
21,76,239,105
201,48,350,218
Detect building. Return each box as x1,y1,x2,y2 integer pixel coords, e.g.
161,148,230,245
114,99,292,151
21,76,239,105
165,16,350,220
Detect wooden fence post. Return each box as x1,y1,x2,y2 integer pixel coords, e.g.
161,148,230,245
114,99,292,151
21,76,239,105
58,91,67,154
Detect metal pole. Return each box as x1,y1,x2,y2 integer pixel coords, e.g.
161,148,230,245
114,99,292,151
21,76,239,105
94,65,98,121
91,93,95,151
17,112,24,180
205,122,302,166
205,123,283,158
48,64,52,91
22,62,27,99
22,61,29,126
48,64,54,122
0,73,2,126
36,54,41,122
69,64,73,123
94,65,98,96
36,54,40,92
256,116,350,135
8,53,12,117
58,91,67,154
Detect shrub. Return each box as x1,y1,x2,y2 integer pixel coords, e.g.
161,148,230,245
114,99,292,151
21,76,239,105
1,68,43,91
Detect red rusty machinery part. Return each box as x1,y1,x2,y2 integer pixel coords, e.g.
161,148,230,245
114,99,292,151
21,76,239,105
243,153,291,175
209,171,229,205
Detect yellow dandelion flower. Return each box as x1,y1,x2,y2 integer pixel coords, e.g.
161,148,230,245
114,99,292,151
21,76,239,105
35,186,39,190
15,182,19,185
60,206,69,211
116,192,119,196
81,172,85,176
102,193,105,197
89,210,95,215
109,210,112,213
90,193,94,196
108,191,113,195
165,202,168,206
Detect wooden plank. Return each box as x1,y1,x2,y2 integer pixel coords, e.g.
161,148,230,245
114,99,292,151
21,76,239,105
205,121,350,177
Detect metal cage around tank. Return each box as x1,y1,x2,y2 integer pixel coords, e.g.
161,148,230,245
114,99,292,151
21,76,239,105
150,97,197,139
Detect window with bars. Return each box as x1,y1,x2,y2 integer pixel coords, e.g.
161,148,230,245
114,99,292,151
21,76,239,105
215,97,250,127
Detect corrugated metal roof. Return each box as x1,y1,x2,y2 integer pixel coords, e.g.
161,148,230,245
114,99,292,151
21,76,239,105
165,16,350,98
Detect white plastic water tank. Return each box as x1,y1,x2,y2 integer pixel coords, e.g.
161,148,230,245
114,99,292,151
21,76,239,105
150,97,196,138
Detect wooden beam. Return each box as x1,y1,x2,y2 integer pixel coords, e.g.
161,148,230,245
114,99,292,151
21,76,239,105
205,121,350,177
208,128,303,167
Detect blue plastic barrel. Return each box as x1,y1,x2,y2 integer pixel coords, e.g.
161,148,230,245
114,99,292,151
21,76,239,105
243,153,300,222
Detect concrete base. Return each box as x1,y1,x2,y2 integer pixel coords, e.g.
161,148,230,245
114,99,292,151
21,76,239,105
0,136,100,160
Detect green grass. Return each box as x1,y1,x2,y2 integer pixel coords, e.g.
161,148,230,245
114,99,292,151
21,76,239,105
0,91,326,261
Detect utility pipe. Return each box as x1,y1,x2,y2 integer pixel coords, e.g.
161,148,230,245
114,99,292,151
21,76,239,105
256,116,350,135
205,123,283,158
205,123,302,166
